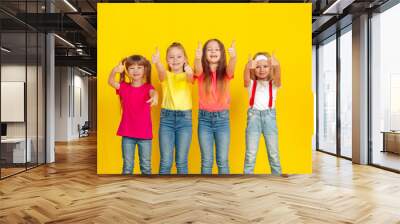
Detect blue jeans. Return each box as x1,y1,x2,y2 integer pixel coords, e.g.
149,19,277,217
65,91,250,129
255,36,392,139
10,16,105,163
198,110,230,174
244,108,282,175
122,137,152,175
159,109,192,174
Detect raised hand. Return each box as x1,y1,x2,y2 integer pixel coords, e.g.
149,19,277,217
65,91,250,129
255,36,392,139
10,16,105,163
270,52,281,87
195,41,202,60
271,52,280,67
247,54,256,70
152,47,161,64
113,61,125,73
184,63,193,76
146,92,158,107
228,40,236,58
108,60,125,89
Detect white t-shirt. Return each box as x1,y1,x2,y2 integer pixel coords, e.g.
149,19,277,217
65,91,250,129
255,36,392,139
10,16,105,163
247,79,278,110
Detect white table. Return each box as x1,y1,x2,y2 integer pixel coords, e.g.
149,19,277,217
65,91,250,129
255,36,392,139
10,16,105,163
1,138,31,163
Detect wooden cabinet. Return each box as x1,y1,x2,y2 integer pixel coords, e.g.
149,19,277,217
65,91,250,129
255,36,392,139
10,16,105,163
382,132,400,154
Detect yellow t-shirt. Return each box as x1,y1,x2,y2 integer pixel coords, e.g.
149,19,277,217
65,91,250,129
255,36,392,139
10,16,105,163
161,71,192,110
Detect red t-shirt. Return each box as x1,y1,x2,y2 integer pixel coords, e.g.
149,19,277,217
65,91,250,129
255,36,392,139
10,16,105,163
196,71,233,111
116,82,154,139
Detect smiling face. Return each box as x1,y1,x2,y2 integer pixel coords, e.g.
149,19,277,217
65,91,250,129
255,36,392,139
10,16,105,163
126,63,145,81
205,40,221,64
254,59,271,80
167,47,186,72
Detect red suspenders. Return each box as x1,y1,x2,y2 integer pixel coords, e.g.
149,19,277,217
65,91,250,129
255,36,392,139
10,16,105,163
249,80,273,109
249,80,257,108
268,81,273,108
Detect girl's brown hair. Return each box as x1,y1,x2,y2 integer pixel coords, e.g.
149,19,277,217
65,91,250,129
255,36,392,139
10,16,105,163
166,42,188,71
201,39,228,97
120,55,151,84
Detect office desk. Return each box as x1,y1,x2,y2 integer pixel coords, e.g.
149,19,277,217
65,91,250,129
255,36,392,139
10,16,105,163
1,138,31,163
381,131,400,154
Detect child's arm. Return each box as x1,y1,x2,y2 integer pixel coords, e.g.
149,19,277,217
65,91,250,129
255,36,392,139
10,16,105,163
194,42,203,77
152,48,167,81
227,40,237,78
244,54,255,88
271,54,281,87
184,63,194,83
108,62,124,89
147,89,158,106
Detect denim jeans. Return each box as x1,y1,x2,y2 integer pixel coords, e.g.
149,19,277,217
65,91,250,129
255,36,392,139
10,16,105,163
198,110,230,174
122,136,152,175
159,109,192,174
244,108,282,175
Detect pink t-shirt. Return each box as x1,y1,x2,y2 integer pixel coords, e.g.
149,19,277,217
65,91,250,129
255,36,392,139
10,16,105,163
197,71,233,111
116,82,154,139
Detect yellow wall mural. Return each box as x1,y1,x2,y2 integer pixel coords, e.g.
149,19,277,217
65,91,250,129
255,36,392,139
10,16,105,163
97,3,313,174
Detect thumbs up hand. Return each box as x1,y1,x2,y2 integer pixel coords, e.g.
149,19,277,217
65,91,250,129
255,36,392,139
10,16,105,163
184,63,193,76
195,41,203,60
247,54,256,70
152,47,161,64
113,61,125,73
270,52,280,67
228,40,236,58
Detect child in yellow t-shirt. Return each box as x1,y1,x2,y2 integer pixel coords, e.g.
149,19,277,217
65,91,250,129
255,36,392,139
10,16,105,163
152,42,194,174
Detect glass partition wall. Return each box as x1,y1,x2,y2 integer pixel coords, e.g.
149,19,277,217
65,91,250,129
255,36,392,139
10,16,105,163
339,27,352,159
316,26,353,159
315,0,400,173
0,1,46,179
317,35,337,155
370,2,400,171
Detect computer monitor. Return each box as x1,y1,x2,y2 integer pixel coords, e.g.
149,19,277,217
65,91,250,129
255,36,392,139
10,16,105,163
1,123,7,137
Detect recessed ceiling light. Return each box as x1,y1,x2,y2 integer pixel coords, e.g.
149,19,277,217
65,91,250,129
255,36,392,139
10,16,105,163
322,0,354,15
78,67,93,76
1,47,11,53
54,34,75,48
63,0,78,12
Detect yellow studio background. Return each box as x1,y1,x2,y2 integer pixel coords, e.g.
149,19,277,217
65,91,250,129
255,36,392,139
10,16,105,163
97,3,313,174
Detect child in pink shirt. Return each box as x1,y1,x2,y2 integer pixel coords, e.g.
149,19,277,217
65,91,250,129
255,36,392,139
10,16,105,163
108,55,158,175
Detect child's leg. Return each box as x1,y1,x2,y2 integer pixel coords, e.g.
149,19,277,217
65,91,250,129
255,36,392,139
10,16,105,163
121,137,136,174
159,109,175,174
244,109,262,174
198,110,214,174
175,110,192,174
262,109,282,175
214,110,230,175
137,139,152,175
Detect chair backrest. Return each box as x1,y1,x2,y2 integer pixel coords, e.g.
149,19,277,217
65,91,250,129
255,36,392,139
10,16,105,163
82,121,90,129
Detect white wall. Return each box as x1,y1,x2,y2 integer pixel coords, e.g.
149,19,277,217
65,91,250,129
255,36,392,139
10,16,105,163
1,65,26,130
55,67,69,141
54,67,89,141
1,65,36,138
72,73,89,138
